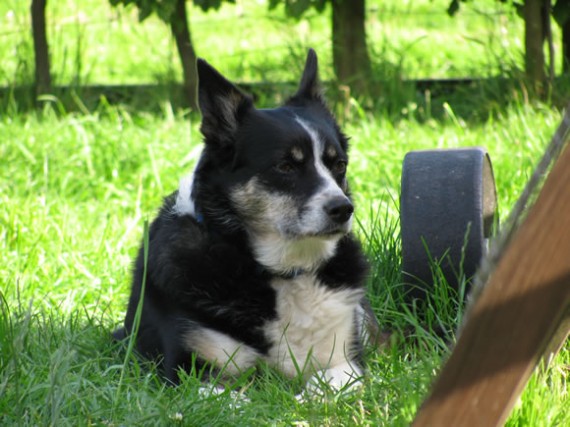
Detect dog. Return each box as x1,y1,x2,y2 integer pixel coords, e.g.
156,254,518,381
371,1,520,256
113,49,375,395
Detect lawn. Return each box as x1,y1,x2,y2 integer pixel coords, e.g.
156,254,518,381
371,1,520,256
1,0,569,426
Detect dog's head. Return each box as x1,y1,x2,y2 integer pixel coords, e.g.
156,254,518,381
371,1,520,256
192,50,354,274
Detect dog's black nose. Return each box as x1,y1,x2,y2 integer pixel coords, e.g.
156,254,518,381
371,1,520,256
324,197,354,224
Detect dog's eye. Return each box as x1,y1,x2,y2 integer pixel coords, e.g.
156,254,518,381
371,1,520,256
332,160,347,175
275,161,294,174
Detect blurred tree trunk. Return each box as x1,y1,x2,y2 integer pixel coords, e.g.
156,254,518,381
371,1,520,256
331,0,371,96
523,0,547,91
563,20,570,72
31,0,52,96
544,0,554,83
552,0,570,72
170,0,198,111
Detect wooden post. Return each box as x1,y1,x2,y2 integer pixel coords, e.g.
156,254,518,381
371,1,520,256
331,0,371,95
31,0,52,96
524,0,546,92
412,142,570,426
170,0,198,111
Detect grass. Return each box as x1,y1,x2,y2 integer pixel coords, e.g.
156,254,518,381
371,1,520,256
1,99,568,426
1,0,569,425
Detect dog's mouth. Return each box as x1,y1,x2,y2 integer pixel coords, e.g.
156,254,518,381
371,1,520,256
312,227,348,238
289,222,351,239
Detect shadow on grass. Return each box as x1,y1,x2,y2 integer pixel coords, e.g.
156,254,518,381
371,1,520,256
3,74,570,121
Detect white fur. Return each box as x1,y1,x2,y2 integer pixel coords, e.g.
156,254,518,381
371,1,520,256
355,303,367,342
184,327,261,375
264,274,364,380
173,173,196,217
251,233,340,274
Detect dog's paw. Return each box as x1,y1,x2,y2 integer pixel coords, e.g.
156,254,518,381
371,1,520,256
296,362,363,401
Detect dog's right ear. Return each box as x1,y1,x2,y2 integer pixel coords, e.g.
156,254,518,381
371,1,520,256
292,48,323,102
197,59,253,145
286,49,325,107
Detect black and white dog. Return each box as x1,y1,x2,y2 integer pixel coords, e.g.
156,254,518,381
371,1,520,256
114,49,374,394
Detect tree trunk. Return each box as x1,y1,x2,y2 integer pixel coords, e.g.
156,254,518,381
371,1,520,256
170,0,198,111
523,0,546,92
563,19,570,73
544,0,555,83
331,0,371,96
31,0,51,96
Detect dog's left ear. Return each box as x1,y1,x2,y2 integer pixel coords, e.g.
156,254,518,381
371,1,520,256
197,59,253,145
291,48,323,101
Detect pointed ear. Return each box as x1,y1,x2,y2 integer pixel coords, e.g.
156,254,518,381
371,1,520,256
197,59,253,145
292,48,323,101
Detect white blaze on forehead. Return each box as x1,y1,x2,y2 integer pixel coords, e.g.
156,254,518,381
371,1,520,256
294,117,340,193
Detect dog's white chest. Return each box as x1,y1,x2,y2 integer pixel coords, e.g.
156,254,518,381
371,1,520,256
263,275,363,378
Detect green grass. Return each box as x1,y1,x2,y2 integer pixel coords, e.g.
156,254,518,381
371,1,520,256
1,0,569,425
1,99,568,425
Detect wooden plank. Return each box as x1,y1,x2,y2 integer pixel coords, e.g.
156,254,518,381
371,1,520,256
542,308,569,364
412,143,570,427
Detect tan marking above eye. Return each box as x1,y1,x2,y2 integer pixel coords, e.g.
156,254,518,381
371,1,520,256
291,146,304,162
325,145,338,159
